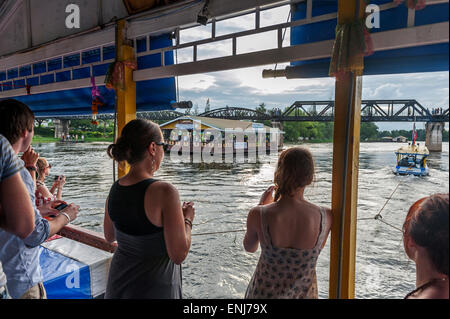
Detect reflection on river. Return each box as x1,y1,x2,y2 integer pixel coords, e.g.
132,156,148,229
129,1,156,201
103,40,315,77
32,141,449,299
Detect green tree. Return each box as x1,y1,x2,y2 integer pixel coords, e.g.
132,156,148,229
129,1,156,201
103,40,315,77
360,122,379,141
256,103,267,114
282,122,301,142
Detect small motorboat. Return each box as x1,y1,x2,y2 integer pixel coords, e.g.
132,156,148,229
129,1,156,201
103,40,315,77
394,143,429,176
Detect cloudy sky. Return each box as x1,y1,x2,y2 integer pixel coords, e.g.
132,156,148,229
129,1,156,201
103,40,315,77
175,5,448,131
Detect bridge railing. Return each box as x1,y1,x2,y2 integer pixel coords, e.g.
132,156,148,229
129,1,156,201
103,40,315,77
35,100,449,123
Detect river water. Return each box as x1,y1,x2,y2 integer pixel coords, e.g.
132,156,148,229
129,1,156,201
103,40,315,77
32,141,449,299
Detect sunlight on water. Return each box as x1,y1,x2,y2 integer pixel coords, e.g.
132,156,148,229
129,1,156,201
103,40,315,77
32,141,449,299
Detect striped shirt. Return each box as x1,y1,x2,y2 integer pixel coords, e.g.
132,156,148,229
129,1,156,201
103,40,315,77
0,134,23,182
0,134,23,291
0,161,50,298
0,135,50,298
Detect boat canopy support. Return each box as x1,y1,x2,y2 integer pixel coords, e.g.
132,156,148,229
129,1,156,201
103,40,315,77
328,0,363,299
115,19,136,178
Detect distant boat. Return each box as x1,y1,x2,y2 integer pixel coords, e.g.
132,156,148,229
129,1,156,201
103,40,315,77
393,120,429,176
394,143,430,176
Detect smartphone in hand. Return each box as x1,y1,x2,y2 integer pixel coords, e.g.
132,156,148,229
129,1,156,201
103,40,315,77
54,203,68,211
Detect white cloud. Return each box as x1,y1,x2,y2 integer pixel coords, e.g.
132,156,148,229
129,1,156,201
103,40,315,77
362,72,449,108
178,74,216,92
364,83,402,99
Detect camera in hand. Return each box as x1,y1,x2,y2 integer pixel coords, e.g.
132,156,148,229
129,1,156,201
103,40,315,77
54,203,68,211
54,175,60,181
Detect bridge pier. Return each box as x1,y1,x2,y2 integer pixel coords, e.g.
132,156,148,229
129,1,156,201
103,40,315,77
53,119,71,139
425,122,444,152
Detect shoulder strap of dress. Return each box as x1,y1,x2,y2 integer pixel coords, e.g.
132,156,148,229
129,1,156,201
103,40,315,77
259,206,273,247
139,178,158,192
142,178,158,188
314,206,327,250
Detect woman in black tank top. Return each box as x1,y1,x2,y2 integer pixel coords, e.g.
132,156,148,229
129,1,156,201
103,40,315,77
103,119,195,299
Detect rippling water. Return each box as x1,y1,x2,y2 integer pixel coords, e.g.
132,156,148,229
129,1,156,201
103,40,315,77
32,141,449,299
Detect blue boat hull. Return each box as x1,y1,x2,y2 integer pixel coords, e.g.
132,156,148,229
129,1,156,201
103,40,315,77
393,166,429,176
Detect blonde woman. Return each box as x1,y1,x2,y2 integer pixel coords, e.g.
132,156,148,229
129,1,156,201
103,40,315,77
36,158,65,205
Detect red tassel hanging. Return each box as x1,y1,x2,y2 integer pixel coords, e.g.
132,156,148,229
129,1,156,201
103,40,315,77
414,0,426,10
363,28,374,57
91,99,104,125
394,0,427,10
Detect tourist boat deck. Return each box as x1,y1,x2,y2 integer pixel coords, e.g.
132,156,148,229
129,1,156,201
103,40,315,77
0,0,448,300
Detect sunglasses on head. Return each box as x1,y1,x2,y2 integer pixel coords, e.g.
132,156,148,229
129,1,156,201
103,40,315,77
155,141,169,151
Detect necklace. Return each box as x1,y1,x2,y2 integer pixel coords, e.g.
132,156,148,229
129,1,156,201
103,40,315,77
404,277,448,299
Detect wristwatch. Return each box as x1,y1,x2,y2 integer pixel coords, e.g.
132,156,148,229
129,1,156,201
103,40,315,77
26,165,37,171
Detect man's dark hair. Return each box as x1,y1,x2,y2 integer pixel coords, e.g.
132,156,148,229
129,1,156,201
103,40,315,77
0,99,35,145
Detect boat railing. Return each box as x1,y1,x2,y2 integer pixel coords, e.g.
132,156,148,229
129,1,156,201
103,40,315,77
57,224,117,253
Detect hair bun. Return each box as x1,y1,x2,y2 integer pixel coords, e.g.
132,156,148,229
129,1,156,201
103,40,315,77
106,119,162,165
107,139,130,162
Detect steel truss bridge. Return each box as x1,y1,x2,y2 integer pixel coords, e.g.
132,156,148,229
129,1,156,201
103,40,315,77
39,100,449,123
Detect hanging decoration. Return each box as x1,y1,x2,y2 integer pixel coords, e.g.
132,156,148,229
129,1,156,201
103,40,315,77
329,1,375,79
90,76,105,125
0,83,32,95
363,27,374,57
394,0,427,10
329,20,369,79
104,61,138,91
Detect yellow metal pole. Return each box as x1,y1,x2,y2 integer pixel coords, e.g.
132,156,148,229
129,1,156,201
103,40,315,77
328,0,364,299
115,19,136,178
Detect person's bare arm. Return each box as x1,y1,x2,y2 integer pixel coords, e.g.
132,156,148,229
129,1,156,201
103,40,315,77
47,204,79,237
320,208,333,250
37,200,62,218
55,186,63,200
21,146,39,185
54,176,65,200
49,182,57,195
243,207,260,253
36,184,53,199
103,196,116,243
0,172,35,238
258,186,275,206
156,182,194,265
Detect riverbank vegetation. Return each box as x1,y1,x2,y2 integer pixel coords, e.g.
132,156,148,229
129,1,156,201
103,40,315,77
33,119,114,143
280,119,449,143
